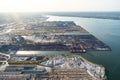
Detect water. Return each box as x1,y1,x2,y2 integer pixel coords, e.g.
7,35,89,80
47,16,120,80
16,51,70,56
46,12,120,20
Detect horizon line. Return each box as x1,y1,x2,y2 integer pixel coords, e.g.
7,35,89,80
0,11,120,13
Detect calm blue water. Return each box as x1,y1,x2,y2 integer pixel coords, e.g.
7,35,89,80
47,16,120,80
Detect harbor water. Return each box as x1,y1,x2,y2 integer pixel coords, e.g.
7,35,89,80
47,15,120,80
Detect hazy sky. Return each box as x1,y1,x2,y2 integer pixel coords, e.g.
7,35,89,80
0,0,120,12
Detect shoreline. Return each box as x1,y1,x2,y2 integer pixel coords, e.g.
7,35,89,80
0,51,107,80
41,54,107,80
79,55,107,80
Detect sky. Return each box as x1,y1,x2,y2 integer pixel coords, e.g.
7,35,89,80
0,0,120,12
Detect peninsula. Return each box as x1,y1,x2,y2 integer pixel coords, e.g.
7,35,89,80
0,16,110,80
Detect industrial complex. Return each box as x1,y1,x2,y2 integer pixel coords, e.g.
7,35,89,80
0,16,110,80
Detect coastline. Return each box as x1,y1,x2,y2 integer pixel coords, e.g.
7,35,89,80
41,54,107,80
80,55,107,80
46,12,120,20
